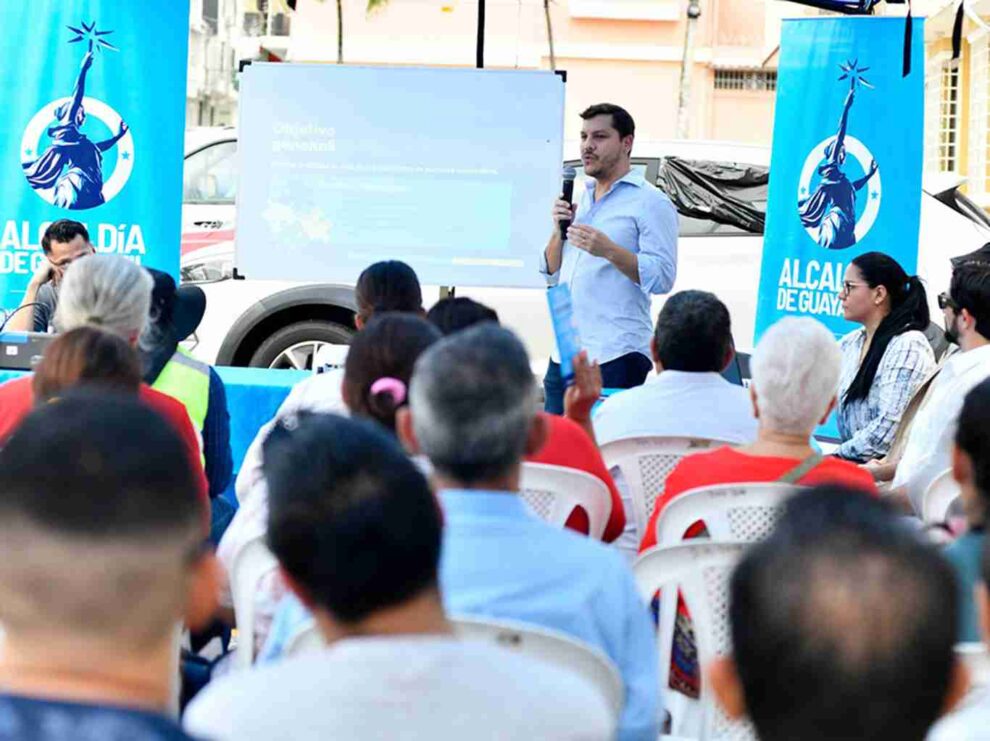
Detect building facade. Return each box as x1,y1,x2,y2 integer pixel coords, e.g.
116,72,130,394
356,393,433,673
281,0,806,147
919,0,990,207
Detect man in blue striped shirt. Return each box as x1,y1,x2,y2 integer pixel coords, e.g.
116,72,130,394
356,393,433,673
541,103,678,413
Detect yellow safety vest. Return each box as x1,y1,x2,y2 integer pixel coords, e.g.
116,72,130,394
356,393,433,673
152,348,210,466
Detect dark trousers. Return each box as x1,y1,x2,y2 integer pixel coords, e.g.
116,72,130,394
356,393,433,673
543,352,652,414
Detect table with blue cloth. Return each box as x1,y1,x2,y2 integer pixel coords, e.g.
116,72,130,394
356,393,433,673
0,366,309,501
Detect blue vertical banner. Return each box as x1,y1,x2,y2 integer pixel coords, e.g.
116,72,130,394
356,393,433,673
755,17,924,341
0,1,189,309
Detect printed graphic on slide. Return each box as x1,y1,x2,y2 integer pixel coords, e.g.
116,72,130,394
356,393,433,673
21,21,133,210
797,59,882,250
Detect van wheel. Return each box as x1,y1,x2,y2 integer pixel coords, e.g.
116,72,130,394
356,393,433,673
249,321,354,370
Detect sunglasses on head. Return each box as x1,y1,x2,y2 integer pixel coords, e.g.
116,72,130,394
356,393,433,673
938,292,960,311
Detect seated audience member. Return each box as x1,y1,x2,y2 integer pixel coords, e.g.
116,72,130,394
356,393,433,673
426,296,626,543
892,263,990,510
141,269,233,502
594,290,756,448
32,326,141,400
426,295,499,333
640,317,876,552
217,313,441,652
836,252,934,462
0,255,208,507
0,393,220,740
185,414,614,741
711,486,968,741
944,378,990,642
4,219,95,333
397,325,659,741
233,260,425,507
929,541,990,739
593,291,757,551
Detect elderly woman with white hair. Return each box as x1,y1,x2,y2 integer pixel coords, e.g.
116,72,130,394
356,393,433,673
639,316,878,552
0,255,209,512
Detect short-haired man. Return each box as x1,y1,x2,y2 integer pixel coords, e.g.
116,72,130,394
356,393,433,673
398,325,660,741
541,103,678,414
5,219,95,333
593,290,757,552
711,486,968,741
185,414,614,741
0,392,220,740
891,263,990,509
594,290,756,447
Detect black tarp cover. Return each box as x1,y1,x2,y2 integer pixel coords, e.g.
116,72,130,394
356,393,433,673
656,156,769,234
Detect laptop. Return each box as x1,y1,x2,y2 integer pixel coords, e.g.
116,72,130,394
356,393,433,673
0,332,54,371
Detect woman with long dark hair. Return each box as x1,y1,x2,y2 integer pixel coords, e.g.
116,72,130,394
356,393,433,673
836,251,935,461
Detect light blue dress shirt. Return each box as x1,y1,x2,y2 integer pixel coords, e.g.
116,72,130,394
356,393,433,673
440,490,660,741
541,169,678,365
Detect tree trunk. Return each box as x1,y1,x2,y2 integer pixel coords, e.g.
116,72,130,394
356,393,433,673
336,0,344,64
544,1,556,71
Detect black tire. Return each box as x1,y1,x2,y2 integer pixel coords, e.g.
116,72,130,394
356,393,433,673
248,320,354,370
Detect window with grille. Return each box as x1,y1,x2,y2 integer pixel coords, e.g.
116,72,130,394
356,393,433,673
202,0,219,33
714,70,777,91
937,60,961,172
968,35,990,198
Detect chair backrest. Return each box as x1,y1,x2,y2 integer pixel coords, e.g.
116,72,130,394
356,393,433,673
285,619,325,658
655,483,798,548
519,462,613,539
451,615,625,720
635,541,755,740
922,468,961,524
601,436,731,537
230,535,279,670
956,642,990,689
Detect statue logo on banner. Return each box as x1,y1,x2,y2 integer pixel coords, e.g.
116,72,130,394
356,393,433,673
20,21,133,211
797,60,882,250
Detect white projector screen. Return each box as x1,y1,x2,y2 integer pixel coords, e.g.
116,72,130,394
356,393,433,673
235,64,565,288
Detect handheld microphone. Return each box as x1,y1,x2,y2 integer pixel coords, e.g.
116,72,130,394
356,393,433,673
559,166,577,241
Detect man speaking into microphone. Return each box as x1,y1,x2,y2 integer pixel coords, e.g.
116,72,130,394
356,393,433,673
540,103,678,413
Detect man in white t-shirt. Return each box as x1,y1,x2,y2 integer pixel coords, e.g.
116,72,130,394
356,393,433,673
891,263,990,511
592,290,757,553
185,414,615,741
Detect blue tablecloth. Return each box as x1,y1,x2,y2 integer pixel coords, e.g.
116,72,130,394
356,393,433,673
0,366,309,499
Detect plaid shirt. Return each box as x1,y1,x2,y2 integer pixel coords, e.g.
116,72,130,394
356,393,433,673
837,329,935,461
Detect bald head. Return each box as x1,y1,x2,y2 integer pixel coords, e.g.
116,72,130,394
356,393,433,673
728,487,959,741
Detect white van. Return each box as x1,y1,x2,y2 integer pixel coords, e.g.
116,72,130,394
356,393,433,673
180,127,990,370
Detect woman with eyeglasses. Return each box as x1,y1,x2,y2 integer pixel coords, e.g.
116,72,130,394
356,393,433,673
836,251,935,462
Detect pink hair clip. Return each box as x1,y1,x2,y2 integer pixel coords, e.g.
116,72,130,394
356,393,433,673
370,377,407,405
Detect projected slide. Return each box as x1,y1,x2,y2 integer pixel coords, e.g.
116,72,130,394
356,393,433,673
235,64,564,288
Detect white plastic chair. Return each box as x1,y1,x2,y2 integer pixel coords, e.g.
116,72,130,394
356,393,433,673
519,462,613,540
451,615,625,721
956,642,990,689
635,541,755,740
655,483,797,548
285,619,325,657
601,436,731,540
921,468,961,524
230,535,279,670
